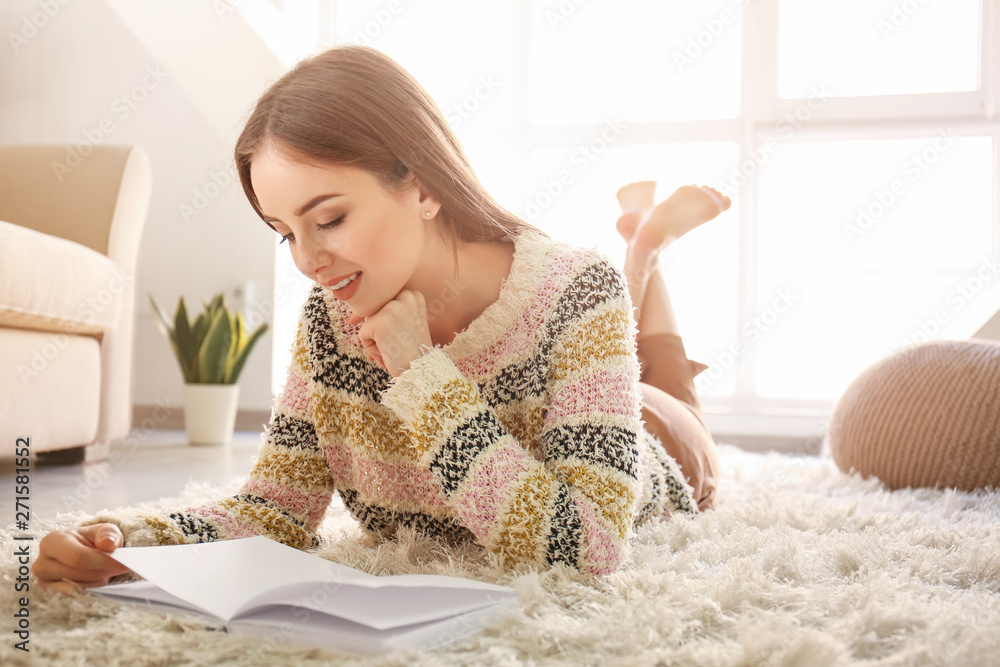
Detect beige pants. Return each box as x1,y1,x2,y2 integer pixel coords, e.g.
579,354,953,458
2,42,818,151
637,333,719,511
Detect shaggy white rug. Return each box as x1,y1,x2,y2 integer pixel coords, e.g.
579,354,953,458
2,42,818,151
3,444,999,667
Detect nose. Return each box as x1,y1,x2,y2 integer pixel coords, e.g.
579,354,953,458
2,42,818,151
296,235,333,279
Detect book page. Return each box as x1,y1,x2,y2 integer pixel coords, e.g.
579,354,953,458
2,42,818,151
107,536,374,621
106,536,516,629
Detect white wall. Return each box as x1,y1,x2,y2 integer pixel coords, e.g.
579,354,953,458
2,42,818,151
0,0,284,414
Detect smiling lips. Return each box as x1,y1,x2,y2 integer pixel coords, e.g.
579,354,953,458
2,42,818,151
329,271,360,290
325,271,362,300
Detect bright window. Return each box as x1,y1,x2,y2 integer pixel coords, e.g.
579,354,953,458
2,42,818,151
257,1,1000,437
777,0,981,98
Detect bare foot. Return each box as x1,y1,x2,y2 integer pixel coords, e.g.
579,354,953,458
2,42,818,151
630,184,731,255
616,180,657,214
614,182,731,308
615,181,657,243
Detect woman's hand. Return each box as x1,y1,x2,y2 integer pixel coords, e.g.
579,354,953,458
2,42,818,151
33,523,131,594
348,290,432,377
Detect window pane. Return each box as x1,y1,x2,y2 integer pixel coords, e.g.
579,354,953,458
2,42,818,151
755,137,996,400
518,141,741,395
530,0,742,124
335,0,513,127
777,0,980,98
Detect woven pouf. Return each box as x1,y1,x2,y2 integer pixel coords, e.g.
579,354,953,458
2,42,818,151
828,339,1000,491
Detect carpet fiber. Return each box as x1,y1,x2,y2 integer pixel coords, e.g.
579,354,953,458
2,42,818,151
4,445,999,666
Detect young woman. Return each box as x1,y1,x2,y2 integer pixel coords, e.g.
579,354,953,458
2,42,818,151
35,45,726,592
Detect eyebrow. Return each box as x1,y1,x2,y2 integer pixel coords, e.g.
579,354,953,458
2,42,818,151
262,193,343,223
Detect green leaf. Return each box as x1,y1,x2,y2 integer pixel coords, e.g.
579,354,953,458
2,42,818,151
198,308,233,384
227,321,268,384
173,298,196,382
224,313,246,381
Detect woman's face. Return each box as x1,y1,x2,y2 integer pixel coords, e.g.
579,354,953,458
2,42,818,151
250,145,437,318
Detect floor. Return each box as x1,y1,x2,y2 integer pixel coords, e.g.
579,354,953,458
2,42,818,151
2,430,262,523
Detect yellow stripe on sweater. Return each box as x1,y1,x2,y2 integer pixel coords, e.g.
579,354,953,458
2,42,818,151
550,462,635,538
409,378,482,456
552,308,632,382
493,465,556,567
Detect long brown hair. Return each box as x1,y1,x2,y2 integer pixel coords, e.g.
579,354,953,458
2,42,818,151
235,45,534,244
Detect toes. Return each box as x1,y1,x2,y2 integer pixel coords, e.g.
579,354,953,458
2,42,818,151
700,185,731,212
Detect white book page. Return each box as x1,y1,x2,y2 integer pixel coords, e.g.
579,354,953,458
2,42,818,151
106,536,516,628
107,536,373,621
241,580,515,630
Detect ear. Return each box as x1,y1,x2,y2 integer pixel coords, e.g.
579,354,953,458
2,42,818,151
411,177,441,219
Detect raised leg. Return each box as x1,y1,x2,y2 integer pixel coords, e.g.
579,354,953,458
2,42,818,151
615,182,731,338
615,181,730,511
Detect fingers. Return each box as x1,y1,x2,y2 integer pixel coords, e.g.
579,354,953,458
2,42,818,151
34,525,131,594
81,523,123,552
354,291,432,376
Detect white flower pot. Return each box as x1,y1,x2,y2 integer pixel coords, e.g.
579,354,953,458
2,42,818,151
183,383,240,446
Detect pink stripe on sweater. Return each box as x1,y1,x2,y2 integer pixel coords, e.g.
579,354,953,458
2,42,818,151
353,459,448,508
242,478,329,526
324,441,447,507
572,490,623,575
546,368,638,423
455,440,534,541
186,505,259,540
457,250,589,378
281,366,313,415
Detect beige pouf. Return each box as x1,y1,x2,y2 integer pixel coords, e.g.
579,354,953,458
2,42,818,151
829,339,1000,491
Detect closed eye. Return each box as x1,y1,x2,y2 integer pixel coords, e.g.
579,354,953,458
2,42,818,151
278,216,345,245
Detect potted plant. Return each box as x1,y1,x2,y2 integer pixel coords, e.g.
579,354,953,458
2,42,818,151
150,293,268,445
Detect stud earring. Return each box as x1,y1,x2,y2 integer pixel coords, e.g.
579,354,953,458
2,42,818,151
424,211,432,218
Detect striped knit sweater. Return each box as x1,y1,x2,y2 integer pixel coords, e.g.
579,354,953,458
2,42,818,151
93,230,696,575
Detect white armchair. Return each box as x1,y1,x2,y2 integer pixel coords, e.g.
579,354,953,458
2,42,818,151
0,144,151,462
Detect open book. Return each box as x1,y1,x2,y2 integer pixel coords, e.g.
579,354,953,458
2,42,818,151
94,536,517,655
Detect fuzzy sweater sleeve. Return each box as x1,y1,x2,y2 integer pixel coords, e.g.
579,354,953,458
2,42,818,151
84,323,335,550
381,258,656,575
